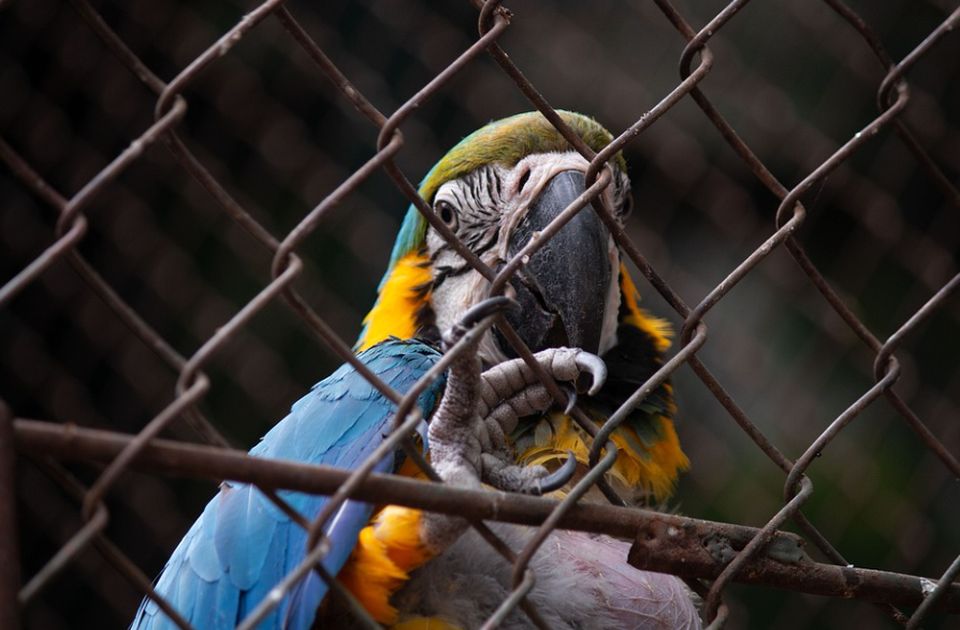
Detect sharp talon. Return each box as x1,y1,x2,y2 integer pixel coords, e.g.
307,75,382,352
562,386,578,415
574,353,607,396
458,296,517,329
534,450,578,495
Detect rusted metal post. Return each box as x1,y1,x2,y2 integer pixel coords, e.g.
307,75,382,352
13,418,960,613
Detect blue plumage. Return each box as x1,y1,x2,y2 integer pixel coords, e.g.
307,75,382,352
131,339,444,630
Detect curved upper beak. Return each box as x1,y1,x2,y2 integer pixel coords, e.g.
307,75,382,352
497,170,612,356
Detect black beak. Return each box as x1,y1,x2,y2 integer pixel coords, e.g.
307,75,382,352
497,170,611,356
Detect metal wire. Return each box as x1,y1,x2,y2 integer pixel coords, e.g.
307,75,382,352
1,0,959,628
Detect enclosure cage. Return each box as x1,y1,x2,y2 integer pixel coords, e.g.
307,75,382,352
1,0,959,628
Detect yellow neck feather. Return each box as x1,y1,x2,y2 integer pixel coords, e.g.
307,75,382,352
619,263,673,353
358,252,433,351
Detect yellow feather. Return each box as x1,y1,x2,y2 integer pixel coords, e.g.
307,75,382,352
517,413,688,503
337,504,436,624
337,526,408,624
358,252,432,351
374,506,433,573
619,263,673,353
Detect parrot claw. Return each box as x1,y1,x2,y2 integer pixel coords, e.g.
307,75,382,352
479,451,578,496
562,385,578,415
532,450,578,495
459,295,517,328
443,296,517,350
574,352,607,396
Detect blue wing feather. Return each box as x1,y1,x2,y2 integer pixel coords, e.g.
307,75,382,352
131,339,444,630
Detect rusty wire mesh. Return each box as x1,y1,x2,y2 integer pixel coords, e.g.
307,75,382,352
2,0,960,628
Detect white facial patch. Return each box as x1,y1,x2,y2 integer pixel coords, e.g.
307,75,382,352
426,151,627,364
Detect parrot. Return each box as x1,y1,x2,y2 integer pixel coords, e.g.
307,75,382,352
130,110,699,629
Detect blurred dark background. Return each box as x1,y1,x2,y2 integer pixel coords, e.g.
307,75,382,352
1,0,959,628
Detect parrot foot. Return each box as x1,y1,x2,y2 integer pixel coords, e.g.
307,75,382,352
471,348,604,495
477,347,607,435
423,299,606,551
423,297,513,554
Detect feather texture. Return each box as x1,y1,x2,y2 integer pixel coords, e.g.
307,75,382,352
359,110,626,348
130,339,444,630
391,523,701,629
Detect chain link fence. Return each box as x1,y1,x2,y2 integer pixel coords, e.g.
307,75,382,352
2,0,959,628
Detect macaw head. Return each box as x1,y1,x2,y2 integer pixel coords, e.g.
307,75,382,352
357,110,685,502
357,110,668,363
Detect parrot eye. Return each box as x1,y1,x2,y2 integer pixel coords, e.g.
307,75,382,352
435,200,458,229
517,168,531,193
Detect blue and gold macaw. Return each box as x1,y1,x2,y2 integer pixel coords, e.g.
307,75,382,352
132,111,697,629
